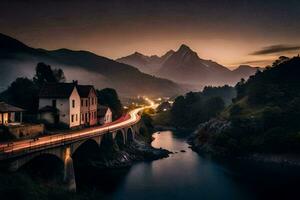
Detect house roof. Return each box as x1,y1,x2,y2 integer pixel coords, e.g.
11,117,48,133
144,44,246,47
77,85,95,98
98,105,111,117
0,102,25,113
39,105,59,113
39,83,76,98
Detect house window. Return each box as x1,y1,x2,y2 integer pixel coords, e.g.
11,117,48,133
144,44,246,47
72,100,75,108
52,99,57,108
76,114,78,121
71,114,74,122
86,100,88,107
81,114,84,122
92,98,94,105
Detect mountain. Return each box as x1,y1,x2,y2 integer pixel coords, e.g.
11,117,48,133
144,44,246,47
191,56,300,155
116,50,174,74
0,33,183,97
232,65,262,80
118,44,260,87
158,44,235,85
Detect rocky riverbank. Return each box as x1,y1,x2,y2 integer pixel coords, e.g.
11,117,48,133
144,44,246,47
188,118,232,156
188,118,300,167
87,139,171,169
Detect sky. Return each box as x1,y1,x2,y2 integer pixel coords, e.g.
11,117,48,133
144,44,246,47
1,0,300,68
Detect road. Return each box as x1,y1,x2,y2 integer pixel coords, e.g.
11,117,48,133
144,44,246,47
0,98,157,158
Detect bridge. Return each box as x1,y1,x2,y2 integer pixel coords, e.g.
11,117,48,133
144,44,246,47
0,105,152,191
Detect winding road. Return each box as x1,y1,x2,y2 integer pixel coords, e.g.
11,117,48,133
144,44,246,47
0,98,157,159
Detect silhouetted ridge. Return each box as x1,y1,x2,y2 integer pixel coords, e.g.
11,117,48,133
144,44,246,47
0,33,33,53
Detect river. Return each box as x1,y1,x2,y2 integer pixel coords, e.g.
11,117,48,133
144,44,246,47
77,131,300,200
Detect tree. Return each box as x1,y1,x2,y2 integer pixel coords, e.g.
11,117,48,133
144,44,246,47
170,95,186,127
272,56,289,67
97,88,123,120
33,62,65,87
203,97,225,118
53,68,66,83
0,78,39,113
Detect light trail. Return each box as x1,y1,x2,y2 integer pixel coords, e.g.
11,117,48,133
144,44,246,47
0,99,156,158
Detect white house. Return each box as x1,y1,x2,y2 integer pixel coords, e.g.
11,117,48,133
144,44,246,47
39,82,81,128
98,105,112,125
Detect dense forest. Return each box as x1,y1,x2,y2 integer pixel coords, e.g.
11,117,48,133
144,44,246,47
156,85,236,130
192,56,300,155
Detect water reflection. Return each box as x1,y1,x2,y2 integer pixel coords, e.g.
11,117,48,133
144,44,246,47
77,131,300,200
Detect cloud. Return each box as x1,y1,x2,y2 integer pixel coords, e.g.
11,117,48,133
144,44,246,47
241,59,271,65
250,44,300,55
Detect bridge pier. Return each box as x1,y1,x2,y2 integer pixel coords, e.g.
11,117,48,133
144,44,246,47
64,147,76,192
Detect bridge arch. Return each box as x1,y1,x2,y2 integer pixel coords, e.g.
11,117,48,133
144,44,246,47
72,139,101,162
71,136,101,156
126,127,134,144
115,130,125,149
22,153,64,178
10,151,64,174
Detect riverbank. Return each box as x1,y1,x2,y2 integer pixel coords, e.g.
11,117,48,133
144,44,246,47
188,122,300,167
84,138,171,169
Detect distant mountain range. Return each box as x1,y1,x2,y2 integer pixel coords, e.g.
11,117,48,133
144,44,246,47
117,44,262,86
0,33,183,97
117,50,175,74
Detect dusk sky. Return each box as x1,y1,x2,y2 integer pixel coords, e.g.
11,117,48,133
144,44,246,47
1,0,300,68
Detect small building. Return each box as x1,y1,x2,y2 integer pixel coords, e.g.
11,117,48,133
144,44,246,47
77,85,98,126
0,101,24,125
0,101,44,139
98,105,112,125
39,82,81,128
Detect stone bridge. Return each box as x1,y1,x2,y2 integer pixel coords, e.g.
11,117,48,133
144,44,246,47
0,107,146,191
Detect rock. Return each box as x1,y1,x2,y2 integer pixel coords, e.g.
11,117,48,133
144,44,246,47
180,150,186,153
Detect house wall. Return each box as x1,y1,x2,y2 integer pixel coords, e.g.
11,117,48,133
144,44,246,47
80,97,89,125
2,113,8,124
99,109,112,125
105,109,112,124
69,88,81,128
88,89,98,126
40,112,55,124
10,113,15,122
80,89,98,126
39,98,68,125
39,88,81,128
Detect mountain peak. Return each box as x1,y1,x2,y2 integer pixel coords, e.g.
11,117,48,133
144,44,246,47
133,51,144,56
178,44,192,52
